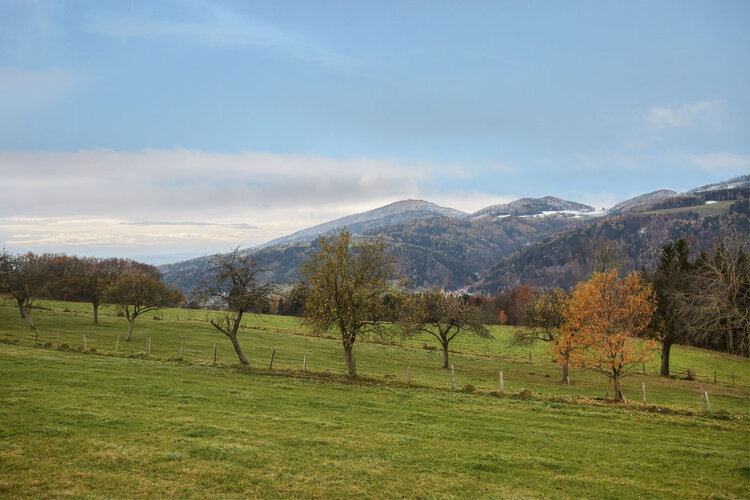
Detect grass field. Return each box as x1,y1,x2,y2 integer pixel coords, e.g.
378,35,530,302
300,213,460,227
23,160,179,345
641,200,735,217
1,300,749,498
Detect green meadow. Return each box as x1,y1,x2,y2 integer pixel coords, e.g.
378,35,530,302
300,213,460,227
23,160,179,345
1,300,748,498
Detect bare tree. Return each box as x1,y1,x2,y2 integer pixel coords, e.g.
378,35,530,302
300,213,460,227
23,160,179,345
514,287,570,381
404,288,489,368
192,249,276,364
674,243,749,356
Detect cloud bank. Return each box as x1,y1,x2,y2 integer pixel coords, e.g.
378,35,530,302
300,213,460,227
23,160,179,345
0,148,508,260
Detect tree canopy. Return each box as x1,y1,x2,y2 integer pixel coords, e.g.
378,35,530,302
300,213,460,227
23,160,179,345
557,272,656,401
298,229,403,375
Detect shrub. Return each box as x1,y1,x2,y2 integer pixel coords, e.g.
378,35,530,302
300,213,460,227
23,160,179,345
42,341,53,348
59,343,69,350
518,388,532,399
461,384,476,393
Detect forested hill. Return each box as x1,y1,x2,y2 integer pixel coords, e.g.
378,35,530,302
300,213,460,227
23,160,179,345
161,214,583,293
474,201,749,295
362,215,581,289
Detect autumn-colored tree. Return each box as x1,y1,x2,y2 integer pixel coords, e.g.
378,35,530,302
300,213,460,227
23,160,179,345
557,272,656,401
496,309,508,325
298,229,403,376
107,273,184,341
0,251,53,340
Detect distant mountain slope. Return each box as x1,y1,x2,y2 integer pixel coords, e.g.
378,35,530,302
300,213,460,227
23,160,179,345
258,199,467,248
474,198,749,294
688,174,750,193
472,196,594,218
161,214,583,293
608,189,678,215
365,215,582,289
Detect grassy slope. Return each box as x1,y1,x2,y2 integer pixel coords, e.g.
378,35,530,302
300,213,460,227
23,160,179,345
641,200,734,217
1,301,749,498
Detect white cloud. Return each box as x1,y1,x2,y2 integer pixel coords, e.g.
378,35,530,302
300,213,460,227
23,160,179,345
646,100,723,129
686,153,750,174
0,148,516,259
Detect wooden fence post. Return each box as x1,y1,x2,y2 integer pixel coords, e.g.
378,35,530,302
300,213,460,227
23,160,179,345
642,362,646,374
180,340,184,359
407,363,411,386
704,390,712,412
528,351,532,362
499,371,504,394
714,371,717,384
641,381,647,408
83,335,87,349
303,354,307,372
146,337,151,355
213,343,217,364
22,327,25,341
269,350,275,370
567,376,574,402
451,364,455,390
115,335,119,353
700,384,707,414
732,373,735,386
56,332,60,348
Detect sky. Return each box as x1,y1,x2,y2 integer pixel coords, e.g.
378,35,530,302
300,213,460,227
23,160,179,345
1,0,748,264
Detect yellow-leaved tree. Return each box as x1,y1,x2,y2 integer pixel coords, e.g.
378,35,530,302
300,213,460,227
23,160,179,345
556,271,656,402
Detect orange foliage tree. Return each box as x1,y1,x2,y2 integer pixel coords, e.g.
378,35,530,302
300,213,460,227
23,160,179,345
556,272,656,402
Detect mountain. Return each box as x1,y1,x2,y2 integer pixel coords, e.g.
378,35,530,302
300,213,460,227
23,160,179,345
257,199,467,248
688,174,750,193
160,177,748,296
160,214,584,293
474,190,749,294
607,190,678,215
471,196,594,218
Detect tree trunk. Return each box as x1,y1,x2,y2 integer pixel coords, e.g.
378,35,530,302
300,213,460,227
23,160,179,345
660,340,672,377
25,310,38,341
442,344,450,369
613,376,625,402
93,303,99,324
126,319,134,341
344,344,356,376
228,332,249,365
17,298,25,318
561,362,569,384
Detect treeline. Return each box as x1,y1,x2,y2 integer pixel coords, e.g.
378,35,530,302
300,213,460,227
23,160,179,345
0,251,183,341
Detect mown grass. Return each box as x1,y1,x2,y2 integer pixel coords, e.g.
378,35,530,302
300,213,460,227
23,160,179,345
1,300,749,498
2,299,747,415
641,200,735,217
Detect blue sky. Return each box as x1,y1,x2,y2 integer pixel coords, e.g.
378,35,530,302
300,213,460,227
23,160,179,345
1,0,748,262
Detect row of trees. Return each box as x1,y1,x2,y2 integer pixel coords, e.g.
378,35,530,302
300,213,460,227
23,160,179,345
193,229,660,403
193,232,490,375
516,238,748,396
0,251,183,341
